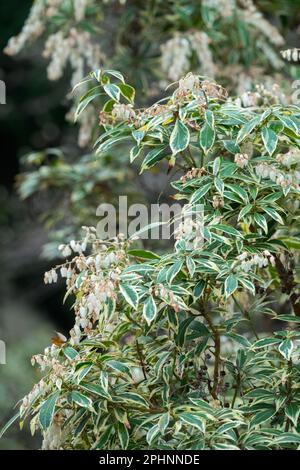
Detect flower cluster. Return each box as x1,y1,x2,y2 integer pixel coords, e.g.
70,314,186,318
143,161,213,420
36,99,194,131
276,148,300,168
42,420,64,450
256,162,300,190
174,74,227,105
160,31,216,82
20,379,46,417
240,0,284,47
112,103,136,122
212,194,224,209
234,153,249,168
4,1,45,56
160,35,192,82
43,28,104,87
174,208,203,249
74,0,88,22
45,228,131,344
180,167,206,184
236,250,275,273
5,1,104,147
236,82,286,108
154,284,184,313
190,31,216,79
202,0,235,18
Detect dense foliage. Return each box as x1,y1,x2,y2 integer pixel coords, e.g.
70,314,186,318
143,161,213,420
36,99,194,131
5,0,298,257
3,70,300,450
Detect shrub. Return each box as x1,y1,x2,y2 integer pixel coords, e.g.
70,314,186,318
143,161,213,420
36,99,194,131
3,70,300,450
7,1,295,255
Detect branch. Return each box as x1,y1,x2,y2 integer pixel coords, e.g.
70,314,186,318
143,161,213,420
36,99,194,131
274,254,300,317
135,340,147,380
199,302,221,400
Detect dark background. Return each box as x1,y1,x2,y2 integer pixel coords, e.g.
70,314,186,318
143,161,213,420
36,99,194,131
0,1,75,449
1,0,300,450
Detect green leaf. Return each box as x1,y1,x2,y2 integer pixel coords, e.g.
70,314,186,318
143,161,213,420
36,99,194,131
188,320,210,338
262,191,283,202
224,274,238,298
285,403,300,427
250,409,276,427
199,122,215,153
262,206,284,225
273,315,300,323
166,259,183,283
80,382,111,400
261,126,278,155
214,177,224,195
63,346,79,361
119,284,139,310
39,392,60,431
117,392,149,408
278,339,293,360
253,213,268,234
103,83,120,102
212,224,242,238
170,120,190,155
71,391,93,409
275,114,299,135
190,182,212,204
128,249,160,260
143,296,157,325
245,388,274,399
252,337,281,349
96,135,131,154
75,89,102,121
213,443,240,450
104,69,125,83
107,360,131,376
146,424,160,445
117,83,135,103
186,257,196,277
75,362,93,382
130,145,142,163
123,264,155,275
223,191,243,204
216,421,242,435
225,332,251,347
236,116,261,144
225,183,248,203
176,317,195,347
102,99,115,112
132,129,144,145
180,412,205,433
158,412,170,435
276,433,300,444
194,280,205,298
205,109,215,128
117,422,129,449
130,221,167,239
222,139,240,154
189,397,214,412
213,157,221,176
141,146,165,171
239,277,255,295
95,425,113,448
0,412,20,439
238,204,252,221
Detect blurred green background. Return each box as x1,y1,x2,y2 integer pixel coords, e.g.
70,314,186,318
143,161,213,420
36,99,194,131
1,0,300,450
0,1,75,449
